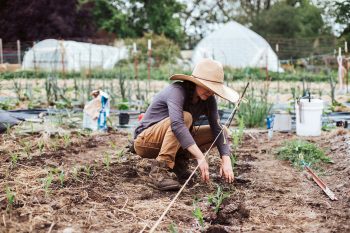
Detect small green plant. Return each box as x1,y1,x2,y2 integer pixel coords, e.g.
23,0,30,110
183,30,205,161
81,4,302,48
37,139,45,153
22,141,32,157
103,153,111,170
43,172,54,194
5,186,15,211
58,170,65,187
72,165,79,180
115,149,124,160
238,87,272,128
276,139,332,170
10,153,19,168
83,165,92,178
192,204,204,228
208,185,229,214
168,222,179,233
62,134,71,148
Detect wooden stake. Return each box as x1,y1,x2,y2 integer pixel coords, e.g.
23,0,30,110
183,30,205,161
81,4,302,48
17,39,21,65
0,39,3,64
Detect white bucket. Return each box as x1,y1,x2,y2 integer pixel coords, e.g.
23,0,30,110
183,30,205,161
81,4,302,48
295,99,324,136
273,113,292,132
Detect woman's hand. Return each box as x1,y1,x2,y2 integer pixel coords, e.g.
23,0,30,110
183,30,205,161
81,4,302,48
187,144,210,182
197,157,210,182
220,156,234,183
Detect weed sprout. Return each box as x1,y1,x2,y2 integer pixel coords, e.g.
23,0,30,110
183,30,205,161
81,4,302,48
103,153,111,170
208,185,229,213
43,172,53,194
58,170,65,187
5,186,15,211
192,204,204,228
10,153,19,168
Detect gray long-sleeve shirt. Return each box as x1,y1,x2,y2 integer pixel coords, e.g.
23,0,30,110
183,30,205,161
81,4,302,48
134,82,230,156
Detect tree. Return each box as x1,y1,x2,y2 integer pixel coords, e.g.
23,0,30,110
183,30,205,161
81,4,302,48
0,0,95,41
251,0,333,58
89,0,185,44
332,0,350,42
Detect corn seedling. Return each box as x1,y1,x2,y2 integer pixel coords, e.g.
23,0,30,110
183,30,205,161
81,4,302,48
83,165,92,178
109,141,117,150
192,203,204,228
10,153,19,168
115,149,124,160
37,139,45,154
168,222,179,233
22,141,32,158
6,186,15,211
72,165,79,180
43,172,54,194
208,185,229,214
58,170,65,187
103,152,111,170
62,134,71,148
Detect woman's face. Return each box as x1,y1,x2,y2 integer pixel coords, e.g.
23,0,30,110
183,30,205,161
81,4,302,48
195,85,214,100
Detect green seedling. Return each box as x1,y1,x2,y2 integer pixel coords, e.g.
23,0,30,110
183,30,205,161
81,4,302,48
6,186,15,211
72,165,79,180
168,222,179,233
58,170,65,187
115,149,124,160
62,134,71,148
230,153,237,170
10,153,19,168
22,141,32,158
37,139,45,154
208,185,229,213
109,141,117,150
83,165,92,178
192,204,204,228
103,152,111,170
43,172,54,194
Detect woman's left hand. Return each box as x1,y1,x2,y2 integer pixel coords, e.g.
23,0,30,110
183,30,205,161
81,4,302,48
220,156,234,183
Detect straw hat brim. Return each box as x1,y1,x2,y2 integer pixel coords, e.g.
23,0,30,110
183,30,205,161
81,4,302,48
170,74,239,103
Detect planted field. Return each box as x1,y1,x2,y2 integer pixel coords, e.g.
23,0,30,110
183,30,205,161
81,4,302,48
1,129,349,232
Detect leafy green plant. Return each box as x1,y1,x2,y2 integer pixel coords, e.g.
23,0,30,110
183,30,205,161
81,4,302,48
83,165,92,178
208,185,229,214
168,222,179,233
43,172,54,194
276,139,332,170
115,149,124,160
10,153,19,168
58,170,65,187
37,139,45,154
62,134,71,148
192,204,204,228
72,165,79,180
5,186,15,211
103,153,111,170
238,87,272,128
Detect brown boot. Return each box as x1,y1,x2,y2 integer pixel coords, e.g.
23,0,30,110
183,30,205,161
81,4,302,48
171,153,194,182
149,160,181,191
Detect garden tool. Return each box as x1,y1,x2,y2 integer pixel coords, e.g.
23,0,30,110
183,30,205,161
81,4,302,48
303,162,337,201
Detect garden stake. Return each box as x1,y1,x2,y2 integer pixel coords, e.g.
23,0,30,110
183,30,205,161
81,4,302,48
146,82,250,233
304,165,337,201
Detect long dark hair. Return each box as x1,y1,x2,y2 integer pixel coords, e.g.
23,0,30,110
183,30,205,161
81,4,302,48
181,80,196,111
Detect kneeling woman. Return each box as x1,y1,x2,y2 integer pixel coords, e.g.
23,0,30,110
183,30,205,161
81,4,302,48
133,58,239,191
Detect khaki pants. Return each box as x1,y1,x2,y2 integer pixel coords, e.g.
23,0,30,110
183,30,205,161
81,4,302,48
134,112,217,169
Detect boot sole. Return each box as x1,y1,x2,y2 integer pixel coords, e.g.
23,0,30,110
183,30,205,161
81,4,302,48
147,182,181,191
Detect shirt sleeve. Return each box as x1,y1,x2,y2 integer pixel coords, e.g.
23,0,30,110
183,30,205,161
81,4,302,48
207,96,231,156
166,86,196,149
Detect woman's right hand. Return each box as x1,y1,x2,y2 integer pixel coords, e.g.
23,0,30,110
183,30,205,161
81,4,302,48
187,144,210,182
197,157,210,182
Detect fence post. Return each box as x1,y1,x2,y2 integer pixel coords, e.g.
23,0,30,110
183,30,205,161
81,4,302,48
17,39,21,65
0,38,3,64
33,41,37,71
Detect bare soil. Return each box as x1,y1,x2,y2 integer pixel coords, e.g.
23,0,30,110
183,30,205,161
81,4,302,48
0,128,349,232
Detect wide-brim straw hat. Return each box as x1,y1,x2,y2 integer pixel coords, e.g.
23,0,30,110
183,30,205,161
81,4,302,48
170,58,239,103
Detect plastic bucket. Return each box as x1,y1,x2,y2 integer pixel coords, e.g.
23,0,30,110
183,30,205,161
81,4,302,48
295,99,323,136
273,113,292,132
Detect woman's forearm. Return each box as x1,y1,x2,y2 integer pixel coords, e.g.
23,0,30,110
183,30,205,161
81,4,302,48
187,144,205,160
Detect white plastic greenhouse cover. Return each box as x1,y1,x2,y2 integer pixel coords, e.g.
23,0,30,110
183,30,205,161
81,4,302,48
192,21,283,72
22,39,128,71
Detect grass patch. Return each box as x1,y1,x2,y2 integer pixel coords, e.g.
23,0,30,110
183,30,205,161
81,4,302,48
276,139,332,170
